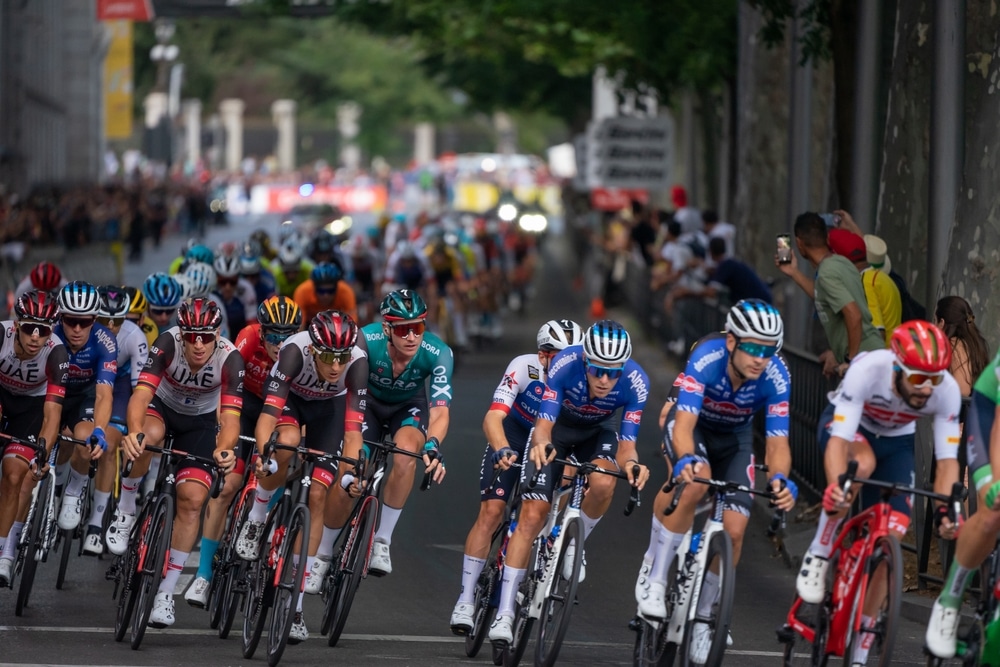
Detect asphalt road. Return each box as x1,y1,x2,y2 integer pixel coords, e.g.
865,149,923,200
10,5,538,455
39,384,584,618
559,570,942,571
0,216,935,666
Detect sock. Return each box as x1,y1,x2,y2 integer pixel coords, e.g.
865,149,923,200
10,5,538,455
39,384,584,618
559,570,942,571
650,529,687,583
158,549,189,595
808,512,843,558
851,614,876,665
458,555,487,604
145,457,161,485
696,571,721,619
248,486,276,523
642,517,666,564
118,476,142,515
317,526,342,560
88,491,111,527
297,556,313,612
267,488,283,513
197,538,220,580
64,468,88,497
374,505,402,544
940,562,973,609
580,511,601,541
3,522,24,560
55,462,70,491
497,566,526,618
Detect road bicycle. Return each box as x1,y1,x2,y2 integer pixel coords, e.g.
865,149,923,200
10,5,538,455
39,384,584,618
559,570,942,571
500,448,640,667
631,468,780,667
241,434,355,666
54,434,100,590
110,435,224,650
778,460,966,667
0,433,49,616
319,434,435,647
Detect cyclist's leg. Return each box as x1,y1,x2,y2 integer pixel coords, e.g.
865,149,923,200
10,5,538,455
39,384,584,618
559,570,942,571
712,426,755,565
375,394,429,550
0,391,44,571
235,413,297,560
298,393,342,602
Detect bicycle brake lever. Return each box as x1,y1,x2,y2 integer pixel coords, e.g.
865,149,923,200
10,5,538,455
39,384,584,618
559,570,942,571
420,449,437,491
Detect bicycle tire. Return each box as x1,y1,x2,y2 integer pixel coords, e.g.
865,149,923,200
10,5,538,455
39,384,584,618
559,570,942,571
242,506,282,659
504,577,535,667
267,505,309,666
679,529,735,666
466,561,501,657
15,475,50,616
55,528,72,590
114,538,142,642
213,480,255,635
846,535,902,667
130,497,172,650
327,496,378,646
534,516,584,667
635,553,680,667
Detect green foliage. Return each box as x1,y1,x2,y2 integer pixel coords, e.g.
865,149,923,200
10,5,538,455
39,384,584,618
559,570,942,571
746,0,833,64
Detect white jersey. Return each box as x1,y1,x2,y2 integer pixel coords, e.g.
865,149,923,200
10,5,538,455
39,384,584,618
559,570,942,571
828,349,962,460
488,353,549,430
116,319,148,387
267,330,368,401
0,321,67,397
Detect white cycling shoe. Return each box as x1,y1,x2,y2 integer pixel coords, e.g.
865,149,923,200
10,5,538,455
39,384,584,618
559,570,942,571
925,599,960,659
82,527,103,556
288,611,308,644
305,557,331,594
184,576,211,608
561,543,586,582
368,540,392,576
637,581,667,619
450,601,476,635
105,510,136,556
57,494,83,531
489,614,514,644
795,551,830,604
148,592,175,628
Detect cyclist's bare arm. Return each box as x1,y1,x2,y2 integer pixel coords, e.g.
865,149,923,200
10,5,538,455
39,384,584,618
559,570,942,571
670,409,702,483
483,409,512,455
991,403,1000,500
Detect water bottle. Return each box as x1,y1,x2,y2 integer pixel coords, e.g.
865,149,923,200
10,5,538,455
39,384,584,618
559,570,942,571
546,524,561,551
506,519,518,540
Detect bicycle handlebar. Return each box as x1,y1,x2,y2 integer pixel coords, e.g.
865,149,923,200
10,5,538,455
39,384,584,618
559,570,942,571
140,435,228,499
529,444,641,516
360,437,436,492
661,475,779,516
58,434,102,477
837,459,967,522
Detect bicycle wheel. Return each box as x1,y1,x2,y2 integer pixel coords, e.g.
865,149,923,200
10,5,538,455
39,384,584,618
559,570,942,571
634,553,680,667
55,527,73,590
242,506,281,659
267,505,309,666
327,497,378,647
130,497,172,650
504,571,536,667
466,560,502,657
212,481,255,635
534,516,584,667
846,535,902,667
15,475,50,616
680,529,735,667
114,534,143,642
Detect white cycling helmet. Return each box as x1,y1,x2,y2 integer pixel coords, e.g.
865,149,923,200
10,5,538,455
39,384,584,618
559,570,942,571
583,320,632,365
184,261,217,298
537,319,584,352
58,281,102,316
213,254,241,279
726,298,784,350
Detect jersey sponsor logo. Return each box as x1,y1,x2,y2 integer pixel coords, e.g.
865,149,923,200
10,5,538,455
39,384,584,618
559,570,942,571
548,351,577,376
623,410,642,424
627,369,649,404
542,388,557,401
420,340,440,355
946,436,960,444
862,404,919,426
768,401,790,418
702,397,753,417
94,328,116,350
103,361,116,373
501,370,517,389
0,358,42,384
763,362,788,396
527,365,539,380
674,373,705,395
692,347,725,373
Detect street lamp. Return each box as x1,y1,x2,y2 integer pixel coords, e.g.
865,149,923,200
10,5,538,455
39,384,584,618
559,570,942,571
150,20,178,93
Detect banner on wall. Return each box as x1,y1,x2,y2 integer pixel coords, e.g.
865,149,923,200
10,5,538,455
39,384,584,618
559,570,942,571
103,20,134,140
98,0,155,21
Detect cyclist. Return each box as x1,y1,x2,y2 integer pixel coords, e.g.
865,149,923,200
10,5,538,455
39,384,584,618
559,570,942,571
293,262,358,327
168,242,214,276
183,296,301,607
383,241,429,294
305,230,345,267
212,254,257,335
81,286,148,554
54,282,118,533
489,320,651,645
239,247,277,305
637,299,797,661
792,320,961,665
235,310,369,643
449,319,584,635
270,236,315,297
111,298,243,628
123,286,158,348
0,290,68,584
926,347,1000,657
345,234,381,325
14,260,66,300
142,272,184,336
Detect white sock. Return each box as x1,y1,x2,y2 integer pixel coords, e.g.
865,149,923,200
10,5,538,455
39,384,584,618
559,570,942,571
248,486,275,523
808,512,843,559
497,566,526,618
580,511,601,541
650,529,687,583
458,555,487,604
158,549,189,595
298,556,314,612
3,522,24,560
89,491,111,527
851,614,876,664
64,468,88,497
317,526,342,560
696,571,721,618
642,517,666,564
146,456,161,484
118,476,142,515
374,505,402,544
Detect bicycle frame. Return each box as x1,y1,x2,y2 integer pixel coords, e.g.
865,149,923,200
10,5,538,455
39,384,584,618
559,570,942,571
526,471,586,620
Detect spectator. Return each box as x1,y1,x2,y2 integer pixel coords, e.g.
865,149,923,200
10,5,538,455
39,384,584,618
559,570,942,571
664,237,771,312
828,227,902,344
862,232,926,322
935,296,990,397
650,221,692,292
671,185,701,236
629,200,658,267
702,209,736,261
777,212,884,377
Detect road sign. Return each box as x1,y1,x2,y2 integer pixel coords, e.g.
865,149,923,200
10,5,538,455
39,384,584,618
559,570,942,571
586,116,673,190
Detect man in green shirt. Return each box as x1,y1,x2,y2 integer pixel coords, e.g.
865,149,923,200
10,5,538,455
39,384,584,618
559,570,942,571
776,212,884,376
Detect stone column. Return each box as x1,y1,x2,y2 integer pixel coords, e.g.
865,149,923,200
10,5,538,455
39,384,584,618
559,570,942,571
183,98,202,169
271,99,296,174
144,92,168,129
337,101,361,170
219,98,244,173
414,122,434,165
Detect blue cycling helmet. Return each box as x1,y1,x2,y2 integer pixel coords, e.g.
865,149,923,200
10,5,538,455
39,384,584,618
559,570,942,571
58,281,102,316
142,272,183,309
726,298,784,350
185,244,215,266
311,262,343,286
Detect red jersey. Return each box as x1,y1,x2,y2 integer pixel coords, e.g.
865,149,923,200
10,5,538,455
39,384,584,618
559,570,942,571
235,323,274,399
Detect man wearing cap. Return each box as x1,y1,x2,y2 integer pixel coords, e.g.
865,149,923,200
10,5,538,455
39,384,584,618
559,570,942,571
828,227,901,345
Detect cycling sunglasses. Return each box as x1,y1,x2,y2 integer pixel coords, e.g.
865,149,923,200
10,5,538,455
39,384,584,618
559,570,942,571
217,276,239,287
263,332,292,346
389,321,426,339
314,349,352,365
97,316,125,328
315,284,337,296
181,330,216,345
62,316,96,330
150,308,176,317
736,341,779,359
894,364,945,388
585,360,625,379
17,321,53,338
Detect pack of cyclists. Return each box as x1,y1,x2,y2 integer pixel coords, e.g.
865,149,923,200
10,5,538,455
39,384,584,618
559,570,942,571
1,216,996,667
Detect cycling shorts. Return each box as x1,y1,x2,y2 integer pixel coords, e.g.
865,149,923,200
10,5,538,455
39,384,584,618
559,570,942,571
479,418,530,503
274,392,346,488
964,390,995,492
817,403,915,521
661,402,756,516
146,395,221,488
520,420,618,504
60,386,97,432
363,393,429,445
0,389,45,461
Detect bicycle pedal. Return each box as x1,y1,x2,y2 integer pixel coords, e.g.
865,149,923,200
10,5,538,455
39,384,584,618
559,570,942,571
775,625,795,644
628,617,643,632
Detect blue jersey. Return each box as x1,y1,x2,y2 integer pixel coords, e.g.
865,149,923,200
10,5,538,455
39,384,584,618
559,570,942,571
53,322,118,395
538,345,648,441
673,335,790,437
252,267,278,304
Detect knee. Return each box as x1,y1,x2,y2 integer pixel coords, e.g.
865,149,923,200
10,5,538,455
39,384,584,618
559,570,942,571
309,485,328,511
477,502,505,528
517,503,548,532
587,474,615,500
392,455,417,475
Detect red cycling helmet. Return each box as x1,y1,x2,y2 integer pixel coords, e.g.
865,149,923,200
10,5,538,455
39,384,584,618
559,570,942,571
14,289,60,324
30,262,62,292
309,310,358,352
890,320,952,373
177,297,223,332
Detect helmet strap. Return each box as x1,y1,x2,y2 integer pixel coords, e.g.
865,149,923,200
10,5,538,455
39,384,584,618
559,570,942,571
728,346,748,384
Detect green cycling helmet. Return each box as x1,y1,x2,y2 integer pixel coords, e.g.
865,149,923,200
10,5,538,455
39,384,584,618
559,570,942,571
379,289,427,321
